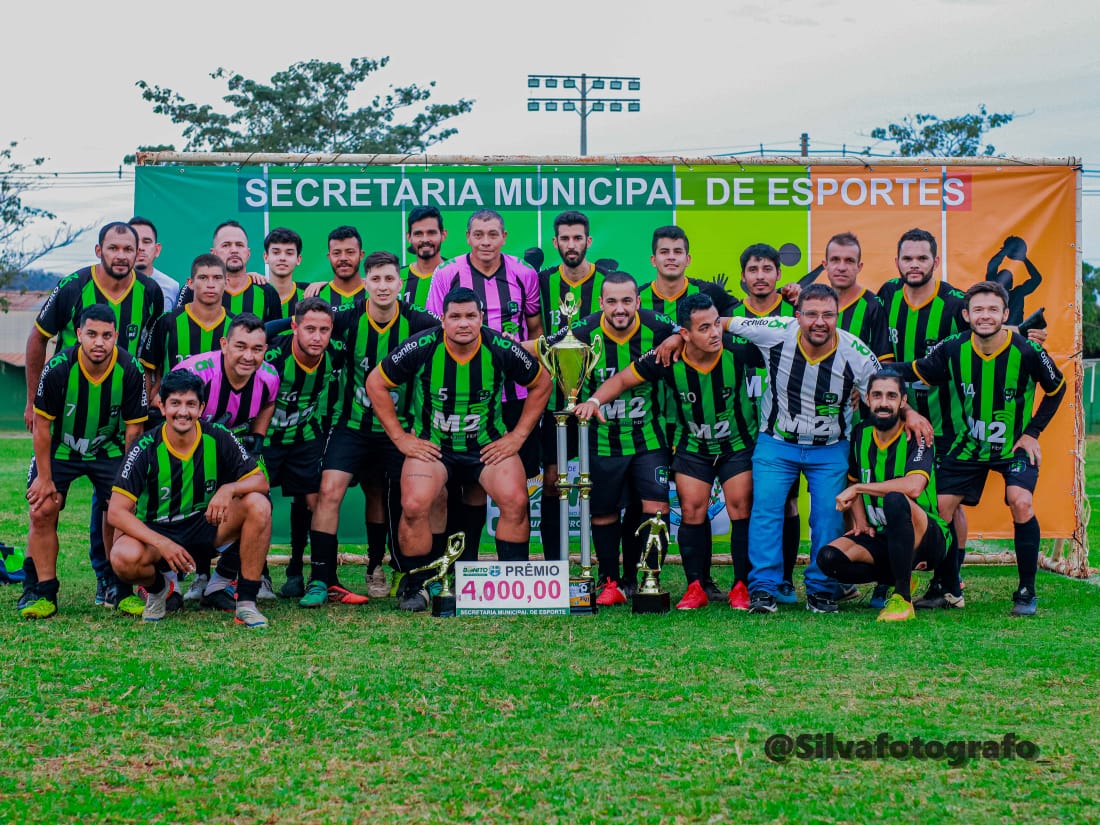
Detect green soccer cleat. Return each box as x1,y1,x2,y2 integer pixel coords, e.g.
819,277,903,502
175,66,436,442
20,598,57,620
299,580,329,609
116,595,146,617
876,593,916,622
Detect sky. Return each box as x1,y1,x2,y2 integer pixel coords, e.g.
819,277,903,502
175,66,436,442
3,0,1098,273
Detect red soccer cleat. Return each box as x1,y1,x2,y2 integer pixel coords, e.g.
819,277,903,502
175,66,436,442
676,580,709,610
728,581,750,611
328,584,369,605
596,580,628,606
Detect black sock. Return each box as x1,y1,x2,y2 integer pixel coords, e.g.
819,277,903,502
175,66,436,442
540,485,563,561
956,544,966,576
215,543,240,580
1015,516,1040,593
782,515,800,583
730,518,750,586
22,557,38,595
237,577,260,603
462,502,487,561
700,519,714,583
883,492,915,601
194,555,211,577
496,538,528,562
366,521,387,574
677,521,708,585
149,571,166,596
938,524,963,597
288,497,311,577
620,501,644,585
36,577,59,602
817,545,878,584
592,522,621,584
309,530,338,586
403,533,445,593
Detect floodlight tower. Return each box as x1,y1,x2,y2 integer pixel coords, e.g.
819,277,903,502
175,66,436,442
526,73,641,156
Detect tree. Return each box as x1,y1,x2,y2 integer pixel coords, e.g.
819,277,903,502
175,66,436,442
136,57,474,155
0,142,84,299
1084,261,1100,359
867,104,1014,157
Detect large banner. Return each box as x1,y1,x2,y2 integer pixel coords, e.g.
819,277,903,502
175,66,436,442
136,162,1082,540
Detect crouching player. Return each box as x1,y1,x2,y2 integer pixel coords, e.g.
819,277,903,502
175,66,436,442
108,370,273,628
818,371,952,621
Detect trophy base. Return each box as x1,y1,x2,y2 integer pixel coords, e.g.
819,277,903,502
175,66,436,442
569,576,598,615
632,590,671,615
431,594,457,618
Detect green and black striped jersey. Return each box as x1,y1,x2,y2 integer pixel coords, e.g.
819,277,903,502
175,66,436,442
539,263,607,335
262,335,336,446
223,280,281,324
336,302,439,432
34,346,148,461
378,326,543,453
729,296,796,403
140,306,232,377
401,263,437,312
35,265,164,358
547,310,676,457
113,422,260,524
838,288,892,361
847,421,950,544
877,279,968,443
275,283,307,320
638,277,736,317
631,333,763,456
911,332,1065,462
313,282,368,343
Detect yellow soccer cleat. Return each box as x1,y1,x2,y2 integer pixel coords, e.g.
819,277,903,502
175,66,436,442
876,593,915,622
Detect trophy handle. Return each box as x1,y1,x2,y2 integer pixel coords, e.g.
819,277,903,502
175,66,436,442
584,334,604,381
535,336,555,374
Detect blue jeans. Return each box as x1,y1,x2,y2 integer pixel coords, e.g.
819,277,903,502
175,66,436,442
747,436,848,598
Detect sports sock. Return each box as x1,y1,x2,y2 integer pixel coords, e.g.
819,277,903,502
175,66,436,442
700,519,714,582
620,500,644,582
149,571,166,596
540,486,563,561
36,577,59,602
288,497,311,577
883,492,915,601
495,539,528,562
461,502,486,562
592,522,621,584
366,521,387,574
729,517,750,585
816,545,877,584
677,521,708,584
236,577,261,603
309,530,338,586
782,515,800,583
1014,516,1040,593
214,543,240,580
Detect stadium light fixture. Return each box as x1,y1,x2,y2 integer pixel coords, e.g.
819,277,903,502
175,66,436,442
525,73,641,155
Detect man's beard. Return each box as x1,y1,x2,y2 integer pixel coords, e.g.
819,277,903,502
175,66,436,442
871,410,900,431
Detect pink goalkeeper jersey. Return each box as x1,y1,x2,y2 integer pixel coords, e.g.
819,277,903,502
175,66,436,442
173,350,280,433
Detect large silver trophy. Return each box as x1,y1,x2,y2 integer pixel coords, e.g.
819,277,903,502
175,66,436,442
535,294,603,613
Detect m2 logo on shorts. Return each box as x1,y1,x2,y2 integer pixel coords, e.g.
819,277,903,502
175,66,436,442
655,466,669,487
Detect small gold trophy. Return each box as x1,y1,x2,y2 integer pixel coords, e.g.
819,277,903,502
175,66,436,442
535,294,603,613
405,533,466,618
632,513,671,614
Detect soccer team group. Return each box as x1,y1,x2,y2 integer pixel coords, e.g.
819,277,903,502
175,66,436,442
17,206,1065,628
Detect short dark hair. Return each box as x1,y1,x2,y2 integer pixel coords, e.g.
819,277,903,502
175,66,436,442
601,270,638,295
128,216,157,240
897,228,937,259
652,225,689,254
739,243,781,273
264,227,302,254
407,206,443,233
328,225,362,248
213,220,247,243
160,369,205,404
964,280,1010,309
798,283,839,311
364,250,400,275
554,210,590,235
226,313,265,338
442,286,485,315
190,253,226,278
677,293,716,329
868,369,906,395
293,296,334,324
825,232,861,261
79,304,117,328
467,209,505,232
98,221,138,247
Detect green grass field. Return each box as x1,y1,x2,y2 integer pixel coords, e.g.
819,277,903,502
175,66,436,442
1,436,1097,824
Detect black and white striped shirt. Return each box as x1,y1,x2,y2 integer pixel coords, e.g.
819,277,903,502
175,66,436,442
727,315,880,446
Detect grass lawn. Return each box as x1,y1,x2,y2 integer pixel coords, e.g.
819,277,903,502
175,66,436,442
1,435,1097,824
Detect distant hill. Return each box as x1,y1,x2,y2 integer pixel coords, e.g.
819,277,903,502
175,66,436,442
2,270,62,291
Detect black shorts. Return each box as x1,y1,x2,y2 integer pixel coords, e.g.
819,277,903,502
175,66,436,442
936,451,1039,507
28,455,119,509
848,520,949,580
439,449,485,487
261,438,323,496
671,448,753,486
148,513,219,559
540,411,580,466
322,426,403,485
502,399,542,479
590,450,670,516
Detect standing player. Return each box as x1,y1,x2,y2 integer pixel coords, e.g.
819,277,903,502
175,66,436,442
130,216,180,312
303,252,438,609
574,294,761,609
638,226,735,316
260,298,336,598
263,227,305,318
20,306,148,619
24,221,163,611
402,206,447,310
540,272,676,601
198,221,282,323
108,370,272,628
366,287,551,609
894,281,1065,616
822,370,952,622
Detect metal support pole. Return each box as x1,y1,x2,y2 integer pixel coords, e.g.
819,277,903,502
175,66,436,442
555,413,570,562
577,418,592,579
579,73,588,156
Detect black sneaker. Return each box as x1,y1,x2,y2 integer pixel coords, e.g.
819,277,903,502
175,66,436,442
806,592,839,614
95,576,109,606
914,590,965,610
702,579,727,603
1010,587,1037,617
200,586,237,612
166,591,184,613
748,590,778,614
398,587,430,612
17,584,37,611
620,581,638,600
913,581,944,609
